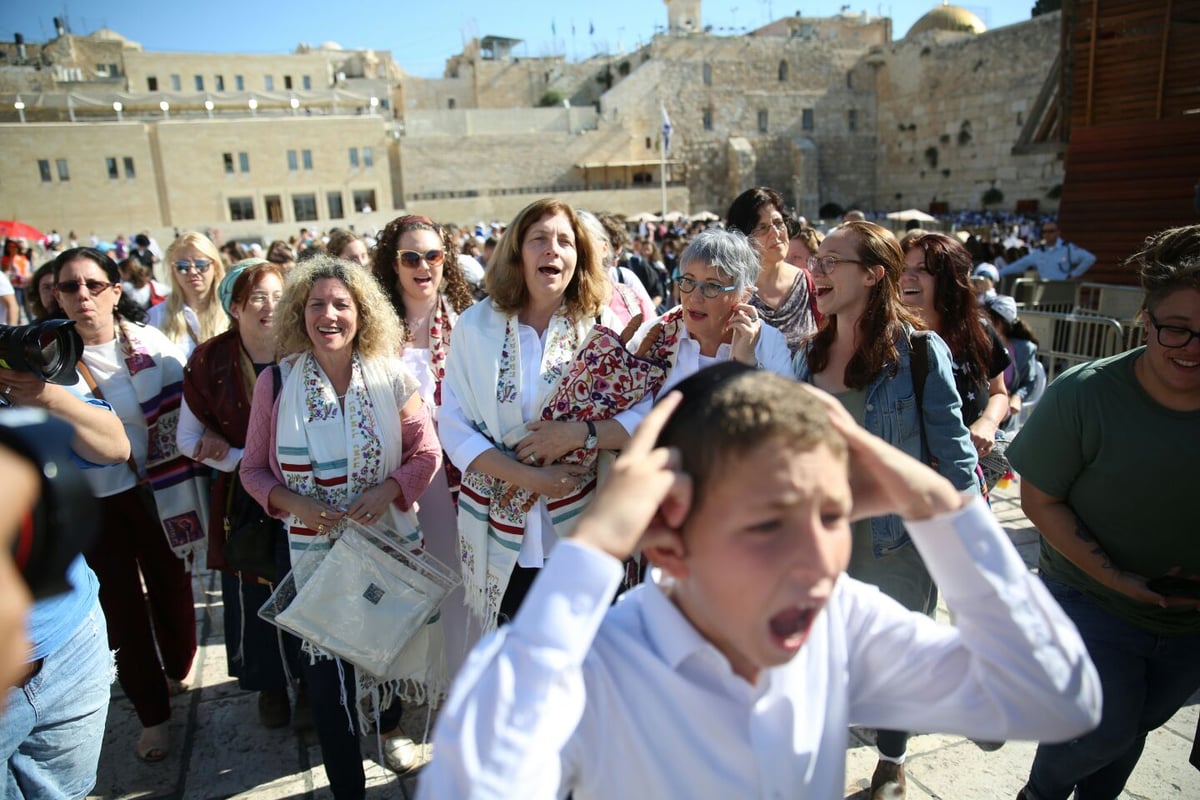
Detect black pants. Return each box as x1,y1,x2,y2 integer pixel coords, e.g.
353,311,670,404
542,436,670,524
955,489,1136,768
498,564,541,626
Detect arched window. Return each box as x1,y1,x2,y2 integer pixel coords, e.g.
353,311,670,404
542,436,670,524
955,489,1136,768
778,61,788,81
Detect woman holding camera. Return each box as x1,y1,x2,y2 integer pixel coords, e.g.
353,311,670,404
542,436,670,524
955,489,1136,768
51,246,208,763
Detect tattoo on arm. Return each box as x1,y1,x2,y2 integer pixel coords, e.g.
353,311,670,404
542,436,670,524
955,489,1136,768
1074,516,1119,577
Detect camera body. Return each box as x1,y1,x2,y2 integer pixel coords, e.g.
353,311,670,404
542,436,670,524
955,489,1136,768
0,320,84,408
0,408,98,598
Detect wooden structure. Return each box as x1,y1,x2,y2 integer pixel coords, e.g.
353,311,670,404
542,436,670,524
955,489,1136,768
1055,0,1200,284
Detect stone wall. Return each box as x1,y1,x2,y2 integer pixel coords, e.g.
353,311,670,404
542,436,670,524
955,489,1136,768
871,13,1062,213
403,186,691,227
0,122,162,235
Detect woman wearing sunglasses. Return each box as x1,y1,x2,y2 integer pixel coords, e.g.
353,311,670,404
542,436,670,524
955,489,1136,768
792,221,978,798
371,214,478,674
51,247,209,763
148,232,228,359
441,198,657,631
631,228,793,396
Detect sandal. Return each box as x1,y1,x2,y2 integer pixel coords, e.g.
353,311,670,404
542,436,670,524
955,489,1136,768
136,722,170,762
382,732,418,774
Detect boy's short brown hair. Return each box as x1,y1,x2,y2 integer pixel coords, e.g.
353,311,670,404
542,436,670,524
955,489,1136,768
656,363,846,500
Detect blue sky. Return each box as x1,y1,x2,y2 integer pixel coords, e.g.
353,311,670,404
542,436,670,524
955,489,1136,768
7,2,1032,78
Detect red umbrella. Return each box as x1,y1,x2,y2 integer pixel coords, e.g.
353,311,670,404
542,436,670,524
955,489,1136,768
0,221,46,242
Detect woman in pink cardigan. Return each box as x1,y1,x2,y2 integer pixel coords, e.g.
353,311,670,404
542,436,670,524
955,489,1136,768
241,254,440,798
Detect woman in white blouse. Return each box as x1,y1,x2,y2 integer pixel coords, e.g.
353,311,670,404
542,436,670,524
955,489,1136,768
149,232,228,359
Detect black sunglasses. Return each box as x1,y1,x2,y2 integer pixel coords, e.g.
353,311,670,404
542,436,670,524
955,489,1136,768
56,279,116,295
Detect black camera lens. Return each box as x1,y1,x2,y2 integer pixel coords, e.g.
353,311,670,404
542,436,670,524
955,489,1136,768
0,319,83,387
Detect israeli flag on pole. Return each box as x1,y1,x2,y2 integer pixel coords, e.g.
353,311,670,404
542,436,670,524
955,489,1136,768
661,103,672,154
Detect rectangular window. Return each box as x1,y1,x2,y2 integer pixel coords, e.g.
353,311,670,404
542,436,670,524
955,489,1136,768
349,147,359,168
284,75,293,90
238,152,250,173
287,150,298,171
757,109,769,134
123,157,136,178
702,107,713,132
96,63,109,77
215,74,225,91
228,196,255,221
352,189,376,213
38,159,52,183
194,75,204,91
147,76,158,91
170,74,181,91
848,109,858,131
264,75,275,91
56,159,70,181
106,157,119,179
362,147,374,168
223,153,235,174
802,108,815,131
235,75,244,91
292,193,318,222
302,149,313,170
265,195,283,224
327,191,345,219
302,75,312,91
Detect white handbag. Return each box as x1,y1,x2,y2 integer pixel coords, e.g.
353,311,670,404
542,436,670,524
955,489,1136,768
261,518,459,681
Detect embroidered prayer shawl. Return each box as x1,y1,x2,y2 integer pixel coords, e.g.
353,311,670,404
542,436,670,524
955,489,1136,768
118,320,211,563
447,302,663,629
633,305,687,389
423,294,463,503
274,350,446,707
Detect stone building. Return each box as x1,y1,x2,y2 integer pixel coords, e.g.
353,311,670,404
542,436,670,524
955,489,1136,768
0,2,1063,242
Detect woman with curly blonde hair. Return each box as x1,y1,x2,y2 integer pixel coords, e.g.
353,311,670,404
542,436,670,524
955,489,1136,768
241,254,441,791
441,198,656,630
150,232,228,358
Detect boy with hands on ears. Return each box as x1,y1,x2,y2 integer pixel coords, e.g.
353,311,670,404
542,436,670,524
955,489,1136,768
420,363,1101,800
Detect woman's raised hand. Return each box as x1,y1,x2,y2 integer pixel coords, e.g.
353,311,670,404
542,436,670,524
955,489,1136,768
727,302,762,365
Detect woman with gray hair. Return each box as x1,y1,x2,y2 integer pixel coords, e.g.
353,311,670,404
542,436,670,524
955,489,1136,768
631,228,792,395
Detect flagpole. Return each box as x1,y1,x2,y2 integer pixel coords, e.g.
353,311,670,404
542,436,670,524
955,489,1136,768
660,101,670,220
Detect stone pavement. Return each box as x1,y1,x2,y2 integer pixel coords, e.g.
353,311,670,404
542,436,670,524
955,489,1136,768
88,482,1200,800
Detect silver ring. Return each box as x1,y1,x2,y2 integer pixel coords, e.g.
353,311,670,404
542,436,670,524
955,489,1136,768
319,510,329,519
365,512,373,519
2,385,11,396
526,453,537,464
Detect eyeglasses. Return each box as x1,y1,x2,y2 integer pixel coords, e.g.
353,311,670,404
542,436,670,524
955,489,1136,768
675,275,739,299
55,279,116,295
1146,311,1200,349
247,292,282,308
397,249,445,268
750,218,788,238
807,254,864,276
173,259,213,274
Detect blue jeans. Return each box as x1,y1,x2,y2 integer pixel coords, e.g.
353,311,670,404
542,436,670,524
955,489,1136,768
1025,577,1200,800
1,600,113,800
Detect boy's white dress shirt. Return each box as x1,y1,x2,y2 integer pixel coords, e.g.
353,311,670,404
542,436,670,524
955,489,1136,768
419,497,1101,800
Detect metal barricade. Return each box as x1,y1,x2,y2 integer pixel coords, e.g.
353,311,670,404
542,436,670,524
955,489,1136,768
1020,310,1128,382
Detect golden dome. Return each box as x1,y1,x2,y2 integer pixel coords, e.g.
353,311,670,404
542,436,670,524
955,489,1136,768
906,3,987,38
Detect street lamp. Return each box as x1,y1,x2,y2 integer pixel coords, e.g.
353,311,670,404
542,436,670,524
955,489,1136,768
248,96,258,116
113,100,123,122
204,98,214,119
159,99,170,120
290,96,299,115
14,96,26,123
369,95,379,115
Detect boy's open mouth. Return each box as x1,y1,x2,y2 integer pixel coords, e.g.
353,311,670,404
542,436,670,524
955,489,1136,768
768,606,817,650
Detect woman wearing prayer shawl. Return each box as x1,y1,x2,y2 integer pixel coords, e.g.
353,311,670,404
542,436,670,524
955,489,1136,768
630,228,794,395
440,197,660,633
51,247,208,763
240,254,442,794
371,214,478,676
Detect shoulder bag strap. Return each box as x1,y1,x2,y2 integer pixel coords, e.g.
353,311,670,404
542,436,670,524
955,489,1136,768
77,358,143,482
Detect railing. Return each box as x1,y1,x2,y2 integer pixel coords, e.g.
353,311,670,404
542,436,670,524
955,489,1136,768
1021,310,1129,382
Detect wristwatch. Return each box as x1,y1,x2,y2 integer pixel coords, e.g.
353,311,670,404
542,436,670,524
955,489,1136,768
583,420,598,450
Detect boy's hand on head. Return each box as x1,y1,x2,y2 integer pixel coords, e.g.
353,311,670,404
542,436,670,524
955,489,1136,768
569,392,691,561
800,384,965,522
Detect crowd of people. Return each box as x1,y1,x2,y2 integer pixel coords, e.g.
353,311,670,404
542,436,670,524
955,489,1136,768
1,192,1196,800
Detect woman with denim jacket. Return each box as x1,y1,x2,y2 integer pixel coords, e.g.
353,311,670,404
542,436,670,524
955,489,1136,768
792,221,977,800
